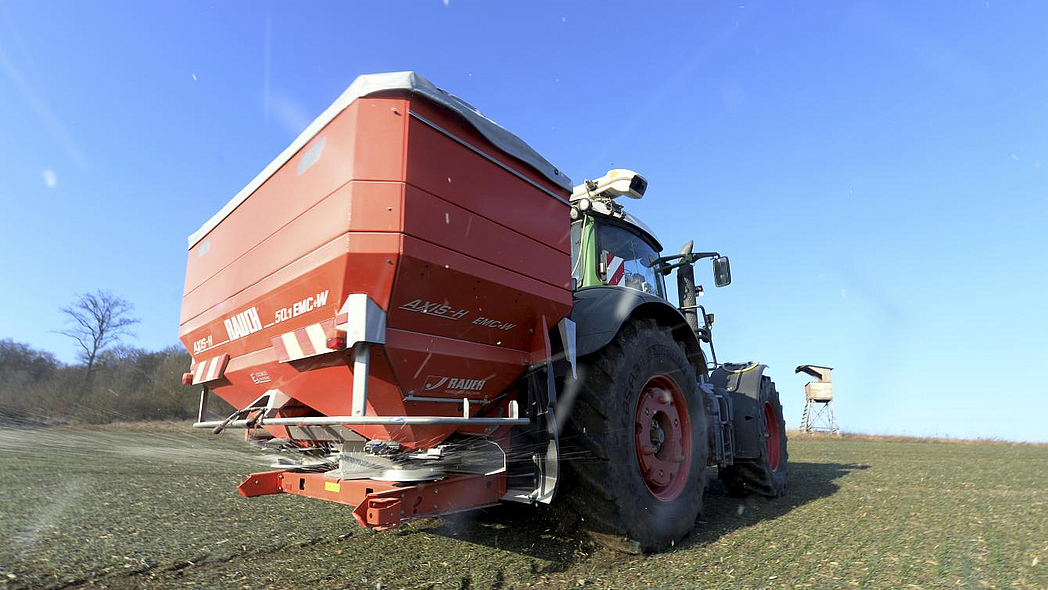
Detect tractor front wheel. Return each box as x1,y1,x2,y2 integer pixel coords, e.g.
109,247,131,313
561,319,708,552
720,376,788,497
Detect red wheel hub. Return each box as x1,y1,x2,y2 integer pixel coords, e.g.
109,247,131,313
634,375,691,501
764,401,781,471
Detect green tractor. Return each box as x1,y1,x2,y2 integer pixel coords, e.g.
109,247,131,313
558,169,788,551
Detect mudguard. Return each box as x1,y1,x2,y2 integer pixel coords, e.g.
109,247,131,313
709,362,768,461
570,286,707,372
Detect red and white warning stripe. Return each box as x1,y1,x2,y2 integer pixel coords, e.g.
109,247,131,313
604,253,626,287
191,353,230,385
271,318,343,363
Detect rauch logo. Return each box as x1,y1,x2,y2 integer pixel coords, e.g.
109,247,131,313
224,307,263,341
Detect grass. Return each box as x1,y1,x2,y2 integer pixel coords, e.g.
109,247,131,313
0,424,1044,589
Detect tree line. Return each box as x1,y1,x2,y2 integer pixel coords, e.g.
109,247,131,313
0,340,195,424
0,290,196,424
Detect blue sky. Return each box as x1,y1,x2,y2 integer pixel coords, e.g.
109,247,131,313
1,1,1045,441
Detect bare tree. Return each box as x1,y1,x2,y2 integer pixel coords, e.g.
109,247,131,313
58,290,140,395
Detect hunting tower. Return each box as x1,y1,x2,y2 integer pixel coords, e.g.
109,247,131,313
796,365,839,435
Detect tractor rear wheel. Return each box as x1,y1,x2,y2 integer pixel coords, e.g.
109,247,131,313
561,319,708,552
720,376,788,497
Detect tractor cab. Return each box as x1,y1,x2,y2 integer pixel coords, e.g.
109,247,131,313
569,169,735,359
569,170,667,299
569,169,732,300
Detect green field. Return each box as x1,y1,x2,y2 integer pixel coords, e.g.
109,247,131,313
0,424,1044,589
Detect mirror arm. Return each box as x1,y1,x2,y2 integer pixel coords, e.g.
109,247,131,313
690,251,720,261
656,251,720,275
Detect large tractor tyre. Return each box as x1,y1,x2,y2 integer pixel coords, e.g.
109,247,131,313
720,376,788,498
562,318,709,552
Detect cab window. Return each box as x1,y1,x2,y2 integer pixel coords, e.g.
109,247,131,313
597,222,663,296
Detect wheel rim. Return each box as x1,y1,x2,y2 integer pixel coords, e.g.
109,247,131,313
634,375,691,501
764,401,781,471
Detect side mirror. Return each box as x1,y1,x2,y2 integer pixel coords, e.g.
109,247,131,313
704,312,715,326
713,256,731,287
